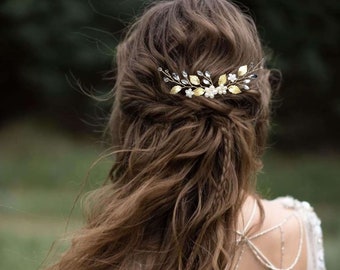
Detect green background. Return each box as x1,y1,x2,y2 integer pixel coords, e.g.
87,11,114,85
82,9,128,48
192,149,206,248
0,0,339,269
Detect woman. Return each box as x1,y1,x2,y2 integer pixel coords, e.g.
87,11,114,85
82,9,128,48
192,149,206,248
47,0,325,269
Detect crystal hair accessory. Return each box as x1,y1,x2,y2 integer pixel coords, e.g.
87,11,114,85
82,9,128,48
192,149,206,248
158,63,261,98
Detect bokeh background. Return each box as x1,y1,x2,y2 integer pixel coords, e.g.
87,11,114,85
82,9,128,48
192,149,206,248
0,0,339,269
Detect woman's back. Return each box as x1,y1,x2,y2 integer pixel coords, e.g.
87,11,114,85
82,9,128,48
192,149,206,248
236,196,325,270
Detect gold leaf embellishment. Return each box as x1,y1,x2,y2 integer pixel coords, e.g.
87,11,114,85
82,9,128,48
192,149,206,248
170,85,182,94
218,74,227,85
238,65,248,76
189,75,200,85
228,85,242,94
193,88,204,96
158,62,261,98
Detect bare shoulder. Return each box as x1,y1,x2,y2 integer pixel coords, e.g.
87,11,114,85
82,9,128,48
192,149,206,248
237,196,308,270
264,196,326,270
260,197,307,270
261,196,305,230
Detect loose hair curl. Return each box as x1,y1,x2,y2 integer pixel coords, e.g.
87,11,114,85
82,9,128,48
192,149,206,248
48,0,272,269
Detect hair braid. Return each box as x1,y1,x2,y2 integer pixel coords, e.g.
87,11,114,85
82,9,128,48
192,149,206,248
46,0,272,269
185,122,239,269
214,125,237,213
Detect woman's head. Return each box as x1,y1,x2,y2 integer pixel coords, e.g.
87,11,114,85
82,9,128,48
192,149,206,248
111,0,271,216
109,0,271,267
48,1,272,269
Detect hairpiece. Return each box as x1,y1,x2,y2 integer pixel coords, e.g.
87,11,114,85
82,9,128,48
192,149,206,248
158,63,261,98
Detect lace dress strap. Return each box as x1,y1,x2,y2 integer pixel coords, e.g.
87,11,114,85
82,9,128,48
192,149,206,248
277,197,326,270
233,196,326,270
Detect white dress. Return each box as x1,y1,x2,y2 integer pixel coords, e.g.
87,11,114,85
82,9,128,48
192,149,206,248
233,196,326,270
278,197,326,270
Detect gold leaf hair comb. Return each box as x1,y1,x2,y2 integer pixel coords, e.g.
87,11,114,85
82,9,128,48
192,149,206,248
158,63,261,98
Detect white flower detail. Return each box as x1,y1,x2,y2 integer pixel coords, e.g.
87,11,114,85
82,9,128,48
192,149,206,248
159,64,260,98
228,73,237,82
185,88,194,98
204,85,217,98
216,85,227,94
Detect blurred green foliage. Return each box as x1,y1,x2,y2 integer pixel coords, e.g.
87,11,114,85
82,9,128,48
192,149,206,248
246,0,340,150
1,1,339,268
0,0,339,150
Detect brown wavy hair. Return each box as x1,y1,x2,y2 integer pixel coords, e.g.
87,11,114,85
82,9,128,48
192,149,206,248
47,0,272,269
